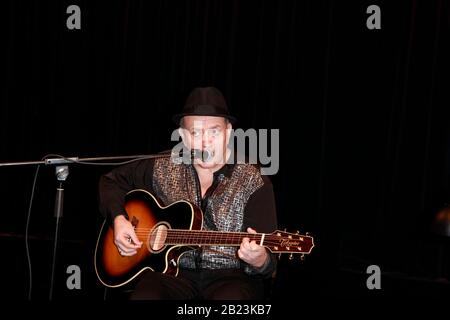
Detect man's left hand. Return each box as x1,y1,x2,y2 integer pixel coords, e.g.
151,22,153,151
238,227,269,268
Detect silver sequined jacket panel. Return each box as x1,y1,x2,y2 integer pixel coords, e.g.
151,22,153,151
152,157,264,271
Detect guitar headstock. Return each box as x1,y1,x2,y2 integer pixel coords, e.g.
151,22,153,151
264,230,315,260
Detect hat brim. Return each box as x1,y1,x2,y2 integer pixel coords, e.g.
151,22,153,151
172,113,237,125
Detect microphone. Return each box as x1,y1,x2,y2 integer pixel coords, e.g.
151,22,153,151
190,149,213,162
172,148,213,162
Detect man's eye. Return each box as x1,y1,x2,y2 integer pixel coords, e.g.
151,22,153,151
209,129,220,136
191,130,201,137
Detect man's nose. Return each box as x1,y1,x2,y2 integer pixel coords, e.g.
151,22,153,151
202,131,212,144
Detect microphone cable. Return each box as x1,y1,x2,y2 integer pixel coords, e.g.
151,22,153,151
25,164,40,300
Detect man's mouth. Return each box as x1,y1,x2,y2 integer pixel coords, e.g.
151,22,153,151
201,149,214,162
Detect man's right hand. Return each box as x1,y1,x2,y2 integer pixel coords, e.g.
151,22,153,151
113,215,143,256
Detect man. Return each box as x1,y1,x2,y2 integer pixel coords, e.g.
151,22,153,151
98,86,278,299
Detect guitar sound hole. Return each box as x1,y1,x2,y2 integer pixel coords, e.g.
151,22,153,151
148,223,170,253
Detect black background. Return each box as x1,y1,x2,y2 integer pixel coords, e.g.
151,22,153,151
1,0,450,301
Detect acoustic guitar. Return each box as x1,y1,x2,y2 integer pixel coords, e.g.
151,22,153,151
94,189,315,288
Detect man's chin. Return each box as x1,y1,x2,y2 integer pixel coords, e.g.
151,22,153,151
196,161,215,168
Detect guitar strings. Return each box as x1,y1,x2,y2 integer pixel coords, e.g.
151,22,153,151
127,227,311,250
134,230,309,241
133,228,309,237
130,229,310,249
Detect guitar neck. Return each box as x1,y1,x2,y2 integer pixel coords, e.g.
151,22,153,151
142,227,313,254
166,229,265,246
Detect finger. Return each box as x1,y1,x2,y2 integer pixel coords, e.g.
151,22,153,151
242,237,250,245
249,240,259,248
115,237,132,250
239,243,249,257
118,233,141,249
241,238,251,251
118,246,137,256
114,232,129,246
121,246,138,254
250,243,263,253
237,248,246,261
122,250,138,256
124,239,141,249
129,232,143,247
247,227,257,234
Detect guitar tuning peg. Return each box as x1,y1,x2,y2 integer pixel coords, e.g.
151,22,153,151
301,254,305,261
278,253,282,260
289,253,294,260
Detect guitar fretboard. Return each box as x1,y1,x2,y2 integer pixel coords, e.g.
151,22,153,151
165,229,264,246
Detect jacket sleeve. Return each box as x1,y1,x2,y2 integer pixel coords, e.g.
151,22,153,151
243,175,278,278
98,159,155,224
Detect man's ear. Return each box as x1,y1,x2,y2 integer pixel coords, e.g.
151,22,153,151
225,122,233,145
178,127,186,142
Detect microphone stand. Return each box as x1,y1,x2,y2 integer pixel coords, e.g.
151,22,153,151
49,165,68,300
0,152,181,300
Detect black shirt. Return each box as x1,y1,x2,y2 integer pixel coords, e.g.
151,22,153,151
98,156,278,277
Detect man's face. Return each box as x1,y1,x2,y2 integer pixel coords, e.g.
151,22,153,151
180,116,232,168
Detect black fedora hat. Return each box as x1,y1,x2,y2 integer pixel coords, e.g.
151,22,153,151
172,87,236,125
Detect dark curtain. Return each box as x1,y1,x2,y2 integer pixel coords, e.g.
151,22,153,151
1,0,449,299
